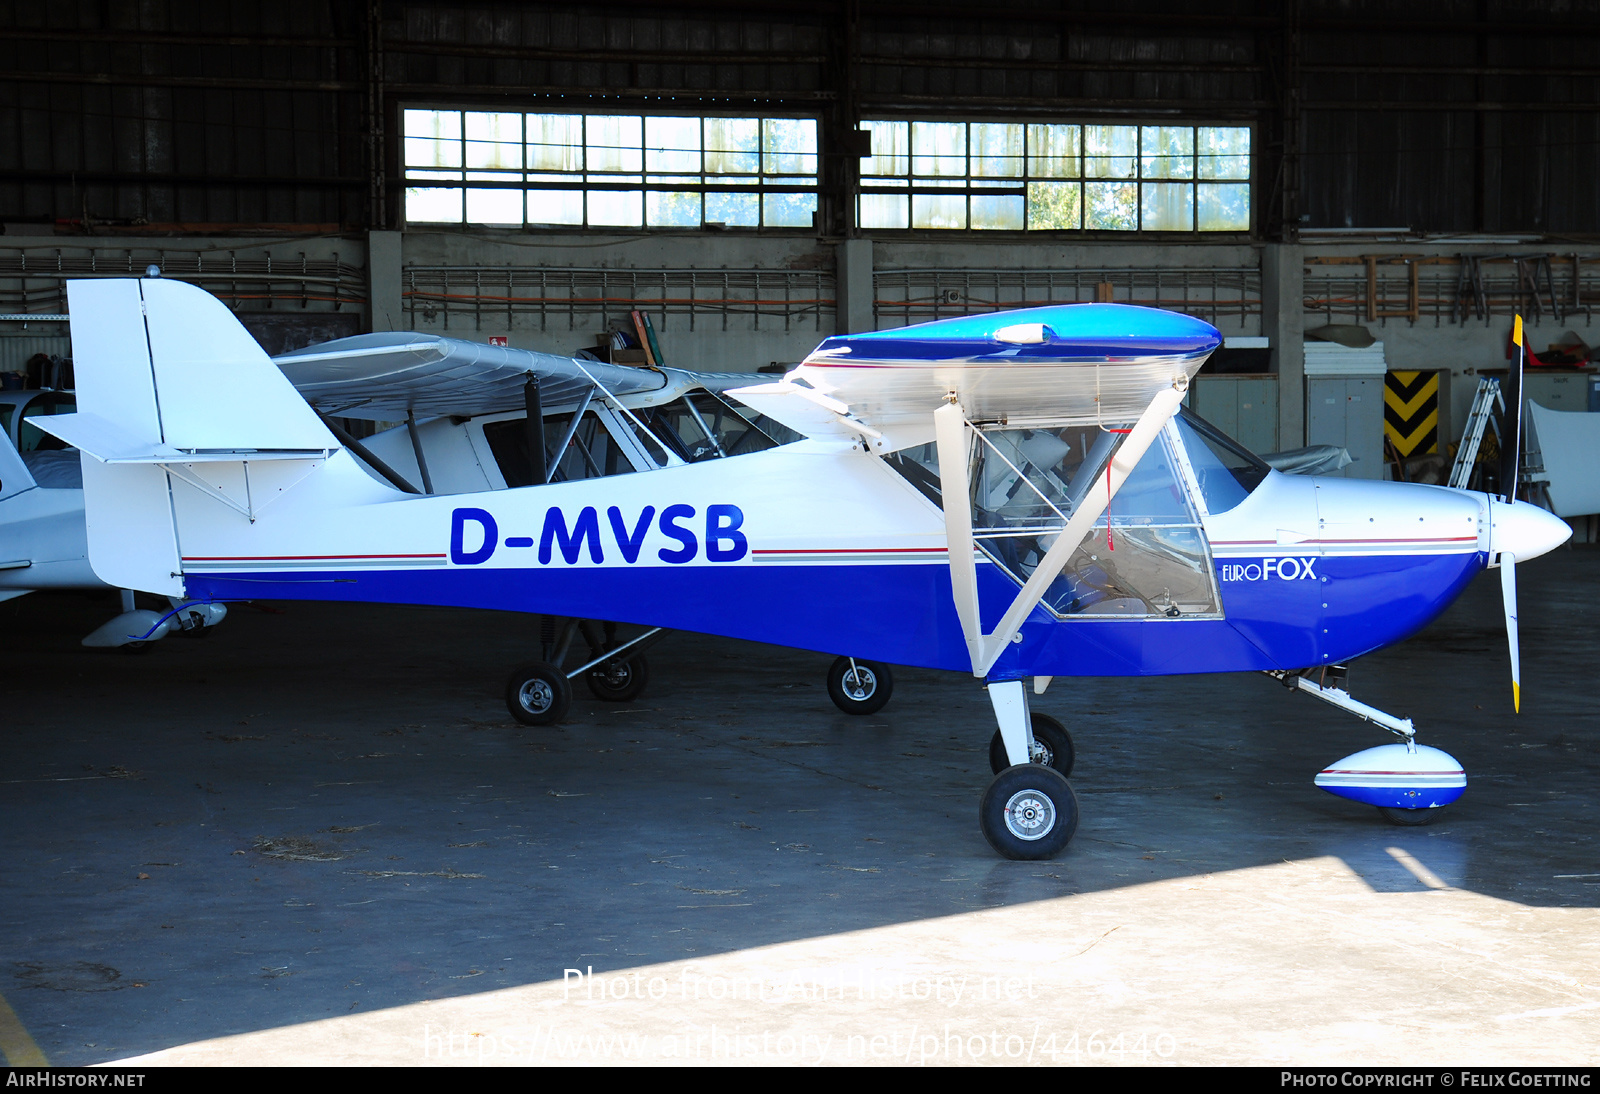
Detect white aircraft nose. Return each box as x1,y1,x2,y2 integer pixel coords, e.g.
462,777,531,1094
1488,498,1571,562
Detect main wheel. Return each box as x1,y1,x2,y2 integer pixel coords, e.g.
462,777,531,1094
826,656,893,715
586,654,649,702
1378,805,1439,827
505,662,572,726
979,764,1079,860
989,712,1075,777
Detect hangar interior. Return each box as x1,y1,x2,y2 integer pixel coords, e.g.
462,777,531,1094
2,0,1598,1069
5,1,1600,472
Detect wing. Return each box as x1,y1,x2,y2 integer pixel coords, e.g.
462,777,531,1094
272,332,670,421
726,303,1220,446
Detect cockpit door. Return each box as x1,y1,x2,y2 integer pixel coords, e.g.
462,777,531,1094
966,422,1224,619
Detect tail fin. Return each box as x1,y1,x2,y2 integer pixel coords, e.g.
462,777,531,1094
68,278,334,452
39,278,339,595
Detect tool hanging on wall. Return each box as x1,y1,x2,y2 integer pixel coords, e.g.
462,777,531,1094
1513,256,1561,324
1455,254,1493,323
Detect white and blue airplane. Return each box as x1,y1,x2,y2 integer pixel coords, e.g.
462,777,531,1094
40,277,1569,859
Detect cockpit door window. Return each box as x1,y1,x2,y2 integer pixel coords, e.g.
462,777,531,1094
887,422,1223,619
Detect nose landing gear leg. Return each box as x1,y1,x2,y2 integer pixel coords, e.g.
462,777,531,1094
1269,667,1467,826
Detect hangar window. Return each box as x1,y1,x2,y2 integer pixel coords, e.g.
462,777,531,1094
404,110,819,230
857,121,1249,232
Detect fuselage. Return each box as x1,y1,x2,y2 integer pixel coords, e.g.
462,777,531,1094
47,280,1570,682
174,422,1509,681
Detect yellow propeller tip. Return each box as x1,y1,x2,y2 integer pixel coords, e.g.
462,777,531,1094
1513,314,1524,347
1513,682,1521,714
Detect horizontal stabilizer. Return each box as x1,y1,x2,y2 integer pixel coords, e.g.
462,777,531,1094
36,412,334,464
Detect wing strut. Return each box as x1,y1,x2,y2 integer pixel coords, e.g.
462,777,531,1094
933,382,1188,678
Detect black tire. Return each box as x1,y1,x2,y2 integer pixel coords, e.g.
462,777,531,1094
979,764,1079,860
989,712,1075,777
586,654,649,702
1378,805,1439,827
826,656,893,715
505,662,572,726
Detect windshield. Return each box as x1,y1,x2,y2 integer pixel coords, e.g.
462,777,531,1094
1173,407,1271,514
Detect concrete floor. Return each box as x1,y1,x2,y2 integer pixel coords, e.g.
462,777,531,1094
1,548,1597,1067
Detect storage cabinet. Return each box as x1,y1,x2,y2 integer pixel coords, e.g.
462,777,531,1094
1307,375,1384,479
1186,374,1279,455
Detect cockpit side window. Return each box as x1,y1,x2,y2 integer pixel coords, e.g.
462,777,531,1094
1173,408,1271,514
635,391,800,462
485,410,640,487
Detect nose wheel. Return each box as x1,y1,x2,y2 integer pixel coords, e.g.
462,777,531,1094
1286,669,1467,826
1378,806,1439,826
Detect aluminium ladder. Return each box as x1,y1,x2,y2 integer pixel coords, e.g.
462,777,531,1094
1448,376,1504,490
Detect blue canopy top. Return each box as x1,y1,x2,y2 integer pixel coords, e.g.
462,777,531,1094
810,303,1221,363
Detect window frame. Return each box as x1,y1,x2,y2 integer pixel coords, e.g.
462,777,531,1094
402,105,822,231
856,117,1253,235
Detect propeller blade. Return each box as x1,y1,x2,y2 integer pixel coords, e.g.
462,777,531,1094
1500,314,1526,501
1500,552,1521,713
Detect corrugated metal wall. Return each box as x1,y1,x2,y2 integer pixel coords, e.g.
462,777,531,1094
1301,0,1600,234
0,1,366,229
0,1,1595,236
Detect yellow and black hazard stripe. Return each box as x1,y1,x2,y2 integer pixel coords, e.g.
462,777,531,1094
1384,370,1439,457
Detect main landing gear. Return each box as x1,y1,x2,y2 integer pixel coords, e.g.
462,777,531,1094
988,711,1074,777
505,619,668,726
1270,665,1468,826
978,679,1080,860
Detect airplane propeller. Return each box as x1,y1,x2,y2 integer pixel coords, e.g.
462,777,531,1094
1499,315,1527,713
1500,552,1520,713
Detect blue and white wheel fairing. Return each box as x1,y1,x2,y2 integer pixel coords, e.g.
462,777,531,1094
1314,743,1466,811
